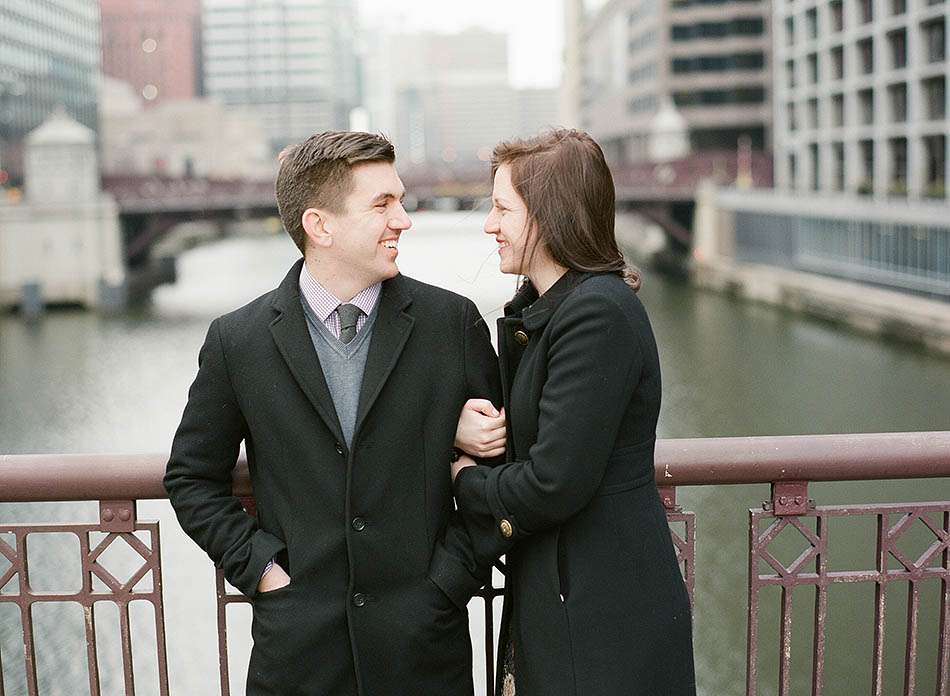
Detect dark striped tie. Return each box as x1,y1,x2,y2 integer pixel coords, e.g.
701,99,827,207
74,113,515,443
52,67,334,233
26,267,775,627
337,303,362,344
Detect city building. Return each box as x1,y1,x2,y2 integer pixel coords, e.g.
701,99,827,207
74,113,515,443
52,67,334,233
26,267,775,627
0,1,100,183
691,0,949,315
0,110,125,311
100,0,202,106
364,28,558,166
773,0,947,200
578,0,772,163
202,0,360,154
100,77,273,180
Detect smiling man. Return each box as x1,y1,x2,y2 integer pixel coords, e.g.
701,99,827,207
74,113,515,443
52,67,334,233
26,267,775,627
164,131,502,695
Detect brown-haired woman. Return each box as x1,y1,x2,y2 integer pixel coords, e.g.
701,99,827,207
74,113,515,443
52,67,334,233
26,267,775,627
451,129,696,695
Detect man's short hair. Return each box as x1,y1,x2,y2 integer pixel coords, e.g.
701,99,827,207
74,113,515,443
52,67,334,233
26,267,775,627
275,131,396,253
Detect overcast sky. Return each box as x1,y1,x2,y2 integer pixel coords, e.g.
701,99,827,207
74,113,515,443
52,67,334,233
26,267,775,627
356,0,564,88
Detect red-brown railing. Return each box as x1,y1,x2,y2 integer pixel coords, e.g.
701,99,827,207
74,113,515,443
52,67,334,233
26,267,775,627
1,431,948,695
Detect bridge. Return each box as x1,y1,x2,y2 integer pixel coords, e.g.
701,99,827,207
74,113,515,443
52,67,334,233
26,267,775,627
0,431,946,695
103,151,773,267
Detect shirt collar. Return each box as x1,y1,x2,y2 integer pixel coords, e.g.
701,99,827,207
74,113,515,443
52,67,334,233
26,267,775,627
298,263,381,322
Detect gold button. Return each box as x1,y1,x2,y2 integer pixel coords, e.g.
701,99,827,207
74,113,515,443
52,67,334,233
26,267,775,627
514,330,529,346
499,519,514,538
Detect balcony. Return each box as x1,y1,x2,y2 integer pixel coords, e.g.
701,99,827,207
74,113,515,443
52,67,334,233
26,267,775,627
1,432,948,695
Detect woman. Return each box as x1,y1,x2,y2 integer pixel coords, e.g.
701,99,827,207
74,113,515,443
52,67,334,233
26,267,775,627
452,129,696,695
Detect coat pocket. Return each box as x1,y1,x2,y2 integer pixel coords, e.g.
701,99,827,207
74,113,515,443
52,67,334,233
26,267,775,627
556,526,570,602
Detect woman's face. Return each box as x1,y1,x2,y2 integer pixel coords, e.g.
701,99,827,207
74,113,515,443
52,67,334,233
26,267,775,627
484,163,535,276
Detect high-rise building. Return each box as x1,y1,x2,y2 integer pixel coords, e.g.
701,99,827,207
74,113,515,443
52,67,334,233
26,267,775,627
578,0,772,163
100,0,202,106
773,0,947,200
364,28,557,166
0,1,100,183
202,0,360,154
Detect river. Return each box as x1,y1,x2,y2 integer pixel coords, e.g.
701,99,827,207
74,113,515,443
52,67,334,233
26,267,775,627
1,211,948,695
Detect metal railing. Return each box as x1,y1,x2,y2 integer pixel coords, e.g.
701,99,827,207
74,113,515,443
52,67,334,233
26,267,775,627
1,431,948,696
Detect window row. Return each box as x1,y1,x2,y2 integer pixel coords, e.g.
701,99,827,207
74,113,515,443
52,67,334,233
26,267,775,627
671,18,765,41
784,21,945,89
787,134,946,198
785,76,946,130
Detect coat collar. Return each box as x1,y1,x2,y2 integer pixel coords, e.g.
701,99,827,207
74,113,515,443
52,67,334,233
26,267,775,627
269,258,414,444
504,269,596,332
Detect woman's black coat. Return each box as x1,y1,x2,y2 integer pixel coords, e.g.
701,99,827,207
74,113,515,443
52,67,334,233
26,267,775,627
455,270,696,696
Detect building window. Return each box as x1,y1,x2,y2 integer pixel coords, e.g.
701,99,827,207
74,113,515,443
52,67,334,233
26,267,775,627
889,137,907,196
831,45,844,79
671,53,764,73
670,17,764,41
922,18,946,63
807,53,819,83
672,86,766,106
888,29,907,69
628,94,658,113
788,152,798,190
859,139,874,194
788,101,798,131
922,135,946,198
785,16,795,45
859,0,873,23
786,59,796,88
832,93,845,126
858,38,874,74
830,0,844,32
888,82,908,122
832,142,846,191
923,76,947,119
806,8,818,40
859,88,875,124
808,98,819,129
810,143,820,191
891,0,906,15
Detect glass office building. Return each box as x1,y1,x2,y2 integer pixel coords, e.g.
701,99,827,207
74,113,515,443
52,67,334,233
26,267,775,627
0,1,100,182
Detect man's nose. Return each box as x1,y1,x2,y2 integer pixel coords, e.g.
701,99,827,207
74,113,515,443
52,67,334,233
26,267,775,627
390,203,412,230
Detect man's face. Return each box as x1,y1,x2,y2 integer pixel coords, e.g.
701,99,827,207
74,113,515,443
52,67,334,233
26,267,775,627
320,161,412,286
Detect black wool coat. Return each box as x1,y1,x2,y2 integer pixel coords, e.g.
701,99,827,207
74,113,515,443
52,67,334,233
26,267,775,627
164,259,500,696
455,270,696,696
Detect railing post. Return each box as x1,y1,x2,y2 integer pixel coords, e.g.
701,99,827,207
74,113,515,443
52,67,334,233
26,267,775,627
99,500,136,533
768,481,812,516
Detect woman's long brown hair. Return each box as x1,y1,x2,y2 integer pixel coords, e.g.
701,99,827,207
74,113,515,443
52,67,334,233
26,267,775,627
491,128,641,291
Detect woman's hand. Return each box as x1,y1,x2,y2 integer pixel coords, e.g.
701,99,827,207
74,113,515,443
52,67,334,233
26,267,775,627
451,453,477,482
454,399,506,458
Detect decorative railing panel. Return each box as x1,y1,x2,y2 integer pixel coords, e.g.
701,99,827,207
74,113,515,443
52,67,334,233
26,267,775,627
1,432,947,696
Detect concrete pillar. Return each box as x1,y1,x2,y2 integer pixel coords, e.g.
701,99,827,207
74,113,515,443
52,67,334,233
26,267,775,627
20,282,43,318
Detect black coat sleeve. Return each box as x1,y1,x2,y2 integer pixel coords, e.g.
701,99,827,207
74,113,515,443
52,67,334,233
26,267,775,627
455,290,644,568
163,318,286,597
427,299,503,609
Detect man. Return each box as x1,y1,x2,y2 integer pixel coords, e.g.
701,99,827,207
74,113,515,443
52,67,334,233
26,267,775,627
164,131,503,695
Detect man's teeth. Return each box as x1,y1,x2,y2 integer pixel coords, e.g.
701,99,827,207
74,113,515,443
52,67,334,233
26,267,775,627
382,240,398,249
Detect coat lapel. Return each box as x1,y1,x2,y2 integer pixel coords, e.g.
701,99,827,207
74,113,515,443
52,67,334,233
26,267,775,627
354,275,414,436
269,259,346,444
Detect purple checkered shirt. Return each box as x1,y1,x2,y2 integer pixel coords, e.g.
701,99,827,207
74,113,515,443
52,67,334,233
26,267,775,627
298,263,381,339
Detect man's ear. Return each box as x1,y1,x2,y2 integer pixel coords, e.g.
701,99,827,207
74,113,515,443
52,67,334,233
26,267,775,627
302,208,333,249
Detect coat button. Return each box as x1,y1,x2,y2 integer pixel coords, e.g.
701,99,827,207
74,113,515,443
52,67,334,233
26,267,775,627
514,330,529,346
353,592,367,607
352,517,366,531
335,442,345,455
499,519,514,538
